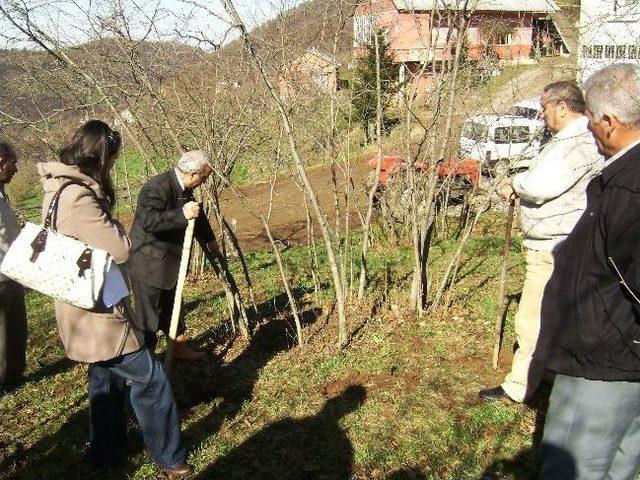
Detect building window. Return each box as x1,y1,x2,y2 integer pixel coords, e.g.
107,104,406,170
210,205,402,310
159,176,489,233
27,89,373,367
492,33,512,45
586,44,639,60
582,45,607,59
354,15,376,46
480,20,514,47
311,71,329,90
605,45,616,58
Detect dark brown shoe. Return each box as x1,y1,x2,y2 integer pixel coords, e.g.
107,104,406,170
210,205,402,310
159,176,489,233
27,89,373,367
161,463,193,478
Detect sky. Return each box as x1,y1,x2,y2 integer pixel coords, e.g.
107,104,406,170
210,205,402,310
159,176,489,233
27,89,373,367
0,0,305,49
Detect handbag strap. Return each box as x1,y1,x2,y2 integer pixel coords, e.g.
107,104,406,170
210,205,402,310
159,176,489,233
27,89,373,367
44,177,109,231
29,177,110,266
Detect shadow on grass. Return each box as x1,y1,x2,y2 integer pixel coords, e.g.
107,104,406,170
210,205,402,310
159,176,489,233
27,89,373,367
493,292,521,353
385,468,427,479
166,289,322,452
176,302,322,446
184,298,205,315
2,406,86,479
479,382,558,480
1,395,146,480
192,384,367,480
3,290,320,479
22,356,75,386
249,289,309,320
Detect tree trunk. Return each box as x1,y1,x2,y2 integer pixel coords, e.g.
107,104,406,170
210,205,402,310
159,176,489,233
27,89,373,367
219,0,348,346
357,26,385,301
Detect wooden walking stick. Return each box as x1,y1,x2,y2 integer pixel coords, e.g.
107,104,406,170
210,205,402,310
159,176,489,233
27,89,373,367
164,218,195,374
492,196,516,369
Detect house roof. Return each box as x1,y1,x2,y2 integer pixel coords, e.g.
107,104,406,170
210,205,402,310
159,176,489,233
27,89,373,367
392,0,559,13
307,47,341,67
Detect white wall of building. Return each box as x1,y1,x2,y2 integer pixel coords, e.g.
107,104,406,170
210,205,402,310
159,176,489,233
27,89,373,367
577,0,640,83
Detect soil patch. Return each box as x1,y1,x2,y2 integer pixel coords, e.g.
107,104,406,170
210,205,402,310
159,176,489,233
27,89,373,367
219,160,370,252
322,370,420,399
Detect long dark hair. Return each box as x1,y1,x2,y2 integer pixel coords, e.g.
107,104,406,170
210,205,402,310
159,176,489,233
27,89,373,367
59,120,121,208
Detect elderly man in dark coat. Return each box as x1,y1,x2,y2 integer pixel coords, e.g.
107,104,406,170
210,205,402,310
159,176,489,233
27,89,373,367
538,63,640,479
128,150,216,360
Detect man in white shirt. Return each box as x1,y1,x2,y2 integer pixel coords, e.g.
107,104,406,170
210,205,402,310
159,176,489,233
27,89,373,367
0,141,27,397
479,81,603,403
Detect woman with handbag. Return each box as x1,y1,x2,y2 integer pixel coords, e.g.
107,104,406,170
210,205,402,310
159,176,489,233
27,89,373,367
37,120,192,478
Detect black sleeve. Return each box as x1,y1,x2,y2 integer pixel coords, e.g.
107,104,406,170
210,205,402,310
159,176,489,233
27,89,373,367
136,179,188,233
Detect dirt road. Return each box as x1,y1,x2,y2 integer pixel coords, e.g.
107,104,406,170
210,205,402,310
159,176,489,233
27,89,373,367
219,158,371,251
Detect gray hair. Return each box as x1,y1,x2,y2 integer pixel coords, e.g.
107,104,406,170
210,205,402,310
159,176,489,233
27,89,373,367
177,150,211,174
584,63,640,129
543,81,585,113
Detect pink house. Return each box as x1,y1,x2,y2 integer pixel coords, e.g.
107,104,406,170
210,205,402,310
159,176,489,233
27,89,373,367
354,0,560,89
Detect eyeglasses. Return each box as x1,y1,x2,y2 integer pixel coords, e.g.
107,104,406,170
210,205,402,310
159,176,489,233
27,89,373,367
106,130,121,153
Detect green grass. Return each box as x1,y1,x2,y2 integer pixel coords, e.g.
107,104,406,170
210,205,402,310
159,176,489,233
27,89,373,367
13,190,43,223
0,210,539,480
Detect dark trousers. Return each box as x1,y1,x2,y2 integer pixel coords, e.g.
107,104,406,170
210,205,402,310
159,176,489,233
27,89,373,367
0,280,27,389
88,348,185,468
132,281,185,352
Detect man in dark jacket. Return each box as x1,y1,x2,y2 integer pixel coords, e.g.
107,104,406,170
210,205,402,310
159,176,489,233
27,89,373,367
128,150,216,359
0,141,27,397
538,63,640,479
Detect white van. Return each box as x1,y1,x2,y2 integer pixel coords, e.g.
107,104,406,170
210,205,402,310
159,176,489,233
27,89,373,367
459,114,544,175
508,97,541,120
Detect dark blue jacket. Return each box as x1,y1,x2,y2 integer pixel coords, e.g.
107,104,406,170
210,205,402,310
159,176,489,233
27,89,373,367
540,142,640,381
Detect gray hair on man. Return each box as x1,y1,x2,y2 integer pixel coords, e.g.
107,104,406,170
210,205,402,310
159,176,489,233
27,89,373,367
584,63,640,129
177,150,211,174
543,80,585,113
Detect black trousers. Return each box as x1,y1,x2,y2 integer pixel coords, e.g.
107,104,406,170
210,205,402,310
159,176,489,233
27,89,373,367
131,281,185,352
0,280,27,389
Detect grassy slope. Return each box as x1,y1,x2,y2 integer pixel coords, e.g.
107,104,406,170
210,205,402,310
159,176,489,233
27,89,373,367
0,212,540,480
0,57,566,479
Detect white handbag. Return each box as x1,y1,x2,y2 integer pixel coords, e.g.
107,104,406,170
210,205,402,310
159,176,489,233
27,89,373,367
0,180,111,309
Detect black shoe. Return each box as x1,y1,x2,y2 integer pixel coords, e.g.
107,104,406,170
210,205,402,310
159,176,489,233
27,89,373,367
478,386,509,402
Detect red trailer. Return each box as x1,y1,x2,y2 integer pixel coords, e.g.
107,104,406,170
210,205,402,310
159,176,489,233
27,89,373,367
367,155,480,188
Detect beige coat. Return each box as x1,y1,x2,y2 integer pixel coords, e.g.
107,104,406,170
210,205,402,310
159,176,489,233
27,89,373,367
38,162,143,363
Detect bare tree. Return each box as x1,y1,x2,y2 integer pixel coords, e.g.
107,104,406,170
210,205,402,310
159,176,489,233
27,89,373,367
218,0,349,346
